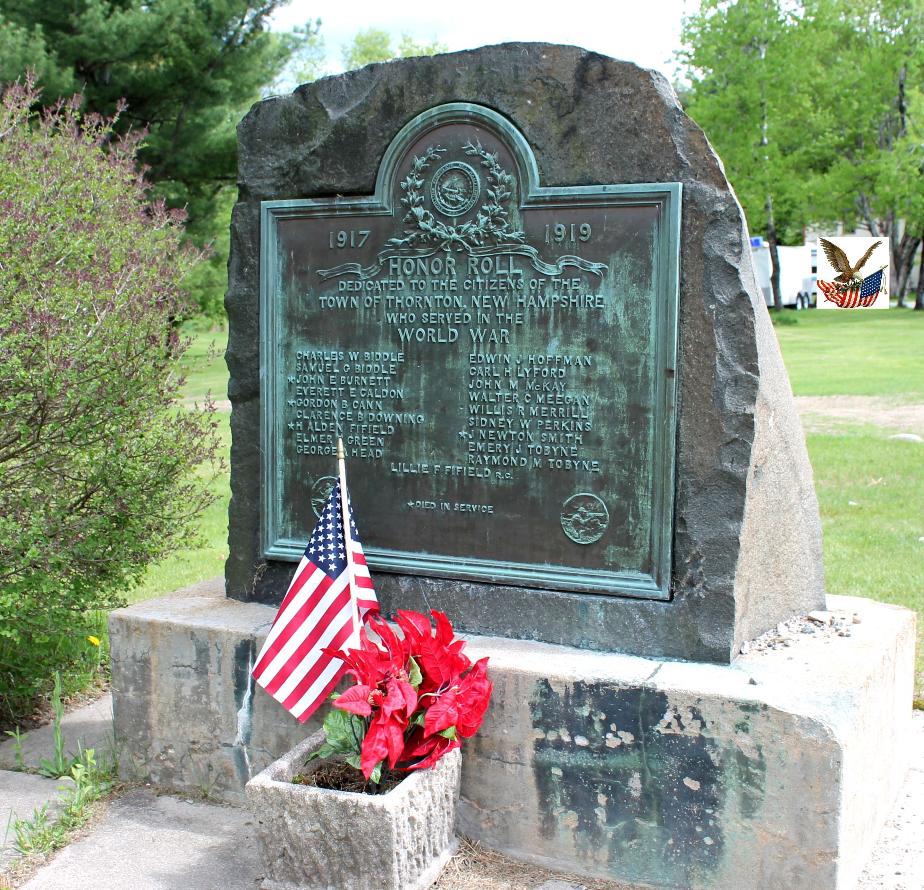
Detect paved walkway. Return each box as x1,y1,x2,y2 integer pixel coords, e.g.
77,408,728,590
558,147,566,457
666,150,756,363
0,695,113,773
0,694,108,872
19,791,262,890
0,772,67,871
1,695,921,889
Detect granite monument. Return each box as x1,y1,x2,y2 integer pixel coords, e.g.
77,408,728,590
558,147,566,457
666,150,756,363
225,44,826,663
110,44,916,889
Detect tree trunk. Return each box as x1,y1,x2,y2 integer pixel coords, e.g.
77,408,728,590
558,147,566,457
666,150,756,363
857,192,882,238
891,224,903,307
893,231,920,302
757,47,782,312
915,234,924,311
766,197,783,310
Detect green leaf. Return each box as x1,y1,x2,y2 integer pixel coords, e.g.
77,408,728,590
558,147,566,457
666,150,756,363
344,753,362,771
318,708,364,756
305,742,339,762
369,761,383,784
438,726,457,740
407,656,422,689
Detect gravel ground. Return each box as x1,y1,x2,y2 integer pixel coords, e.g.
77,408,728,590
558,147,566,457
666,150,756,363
855,712,924,890
795,395,924,436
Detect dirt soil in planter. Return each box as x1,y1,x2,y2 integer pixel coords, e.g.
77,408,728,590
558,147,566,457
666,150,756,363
293,759,405,795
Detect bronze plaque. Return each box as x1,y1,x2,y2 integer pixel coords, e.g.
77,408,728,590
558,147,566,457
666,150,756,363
261,103,680,598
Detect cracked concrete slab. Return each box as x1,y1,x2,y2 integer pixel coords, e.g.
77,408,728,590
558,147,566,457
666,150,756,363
0,770,68,869
4,714,922,889
20,789,263,890
0,695,114,772
109,583,916,888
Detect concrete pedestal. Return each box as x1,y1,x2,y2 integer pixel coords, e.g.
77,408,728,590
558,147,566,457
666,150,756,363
110,579,915,890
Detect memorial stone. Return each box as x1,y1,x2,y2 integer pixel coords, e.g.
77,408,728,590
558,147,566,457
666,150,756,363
226,42,825,661
110,44,916,890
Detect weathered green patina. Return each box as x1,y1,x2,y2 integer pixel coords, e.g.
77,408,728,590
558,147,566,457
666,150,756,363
529,680,769,887
260,103,680,599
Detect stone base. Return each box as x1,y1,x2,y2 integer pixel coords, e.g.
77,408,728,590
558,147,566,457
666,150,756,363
110,579,916,889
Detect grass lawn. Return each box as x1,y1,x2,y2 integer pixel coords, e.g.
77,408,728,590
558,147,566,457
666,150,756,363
125,324,231,604
177,322,229,404
129,311,923,702
774,306,924,399
805,427,923,699
775,307,924,704
126,411,231,604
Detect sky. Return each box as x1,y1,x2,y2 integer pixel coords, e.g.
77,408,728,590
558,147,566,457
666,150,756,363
271,0,694,83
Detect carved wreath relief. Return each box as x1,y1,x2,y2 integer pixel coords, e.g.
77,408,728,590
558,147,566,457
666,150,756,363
391,142,526,251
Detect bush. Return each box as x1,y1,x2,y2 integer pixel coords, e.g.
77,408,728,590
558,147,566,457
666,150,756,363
0,79,219,721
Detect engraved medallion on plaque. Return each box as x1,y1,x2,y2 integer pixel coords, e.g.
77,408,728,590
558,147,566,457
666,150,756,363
260,103,680,599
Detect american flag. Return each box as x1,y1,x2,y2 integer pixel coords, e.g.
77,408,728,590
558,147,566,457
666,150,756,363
252,480,378,723
818,269,885,309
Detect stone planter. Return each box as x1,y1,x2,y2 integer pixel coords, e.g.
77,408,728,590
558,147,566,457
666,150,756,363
245,730,460,890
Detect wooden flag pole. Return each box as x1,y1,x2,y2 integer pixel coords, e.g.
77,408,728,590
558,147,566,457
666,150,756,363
337,437,361,648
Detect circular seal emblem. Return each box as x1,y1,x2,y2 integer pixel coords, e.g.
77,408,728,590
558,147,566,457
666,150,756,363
310,476,337,518
560,493,610,545
430,161,480,217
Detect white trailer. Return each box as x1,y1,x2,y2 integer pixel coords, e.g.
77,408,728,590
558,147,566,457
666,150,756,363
749,238,816,309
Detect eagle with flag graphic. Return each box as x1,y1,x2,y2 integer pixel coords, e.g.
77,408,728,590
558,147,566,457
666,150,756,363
817,238,887,309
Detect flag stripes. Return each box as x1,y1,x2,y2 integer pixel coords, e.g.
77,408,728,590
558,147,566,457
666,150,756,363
252,479,378,723
818,269,884,309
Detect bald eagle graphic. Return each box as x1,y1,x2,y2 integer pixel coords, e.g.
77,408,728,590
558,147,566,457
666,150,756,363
819,238,880,289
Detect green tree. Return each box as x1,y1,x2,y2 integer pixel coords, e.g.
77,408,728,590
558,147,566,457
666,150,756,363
0,79,219,719
802,0,924,305
342,28,447,70
679,0,817,309
680,0,924,307
0,14,73,95
0,1,318,317
396,33,447,60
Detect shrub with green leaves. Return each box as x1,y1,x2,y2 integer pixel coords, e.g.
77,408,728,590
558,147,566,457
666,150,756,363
0,79,219,720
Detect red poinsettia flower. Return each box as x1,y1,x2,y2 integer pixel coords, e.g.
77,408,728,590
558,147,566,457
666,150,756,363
395,609,470,694
360,709,407,775
400,726,462,772
327,615,420,778
327,613,411,689
333,659,417,721
422,657,492,739
331,683,377,717
323,610,492,781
